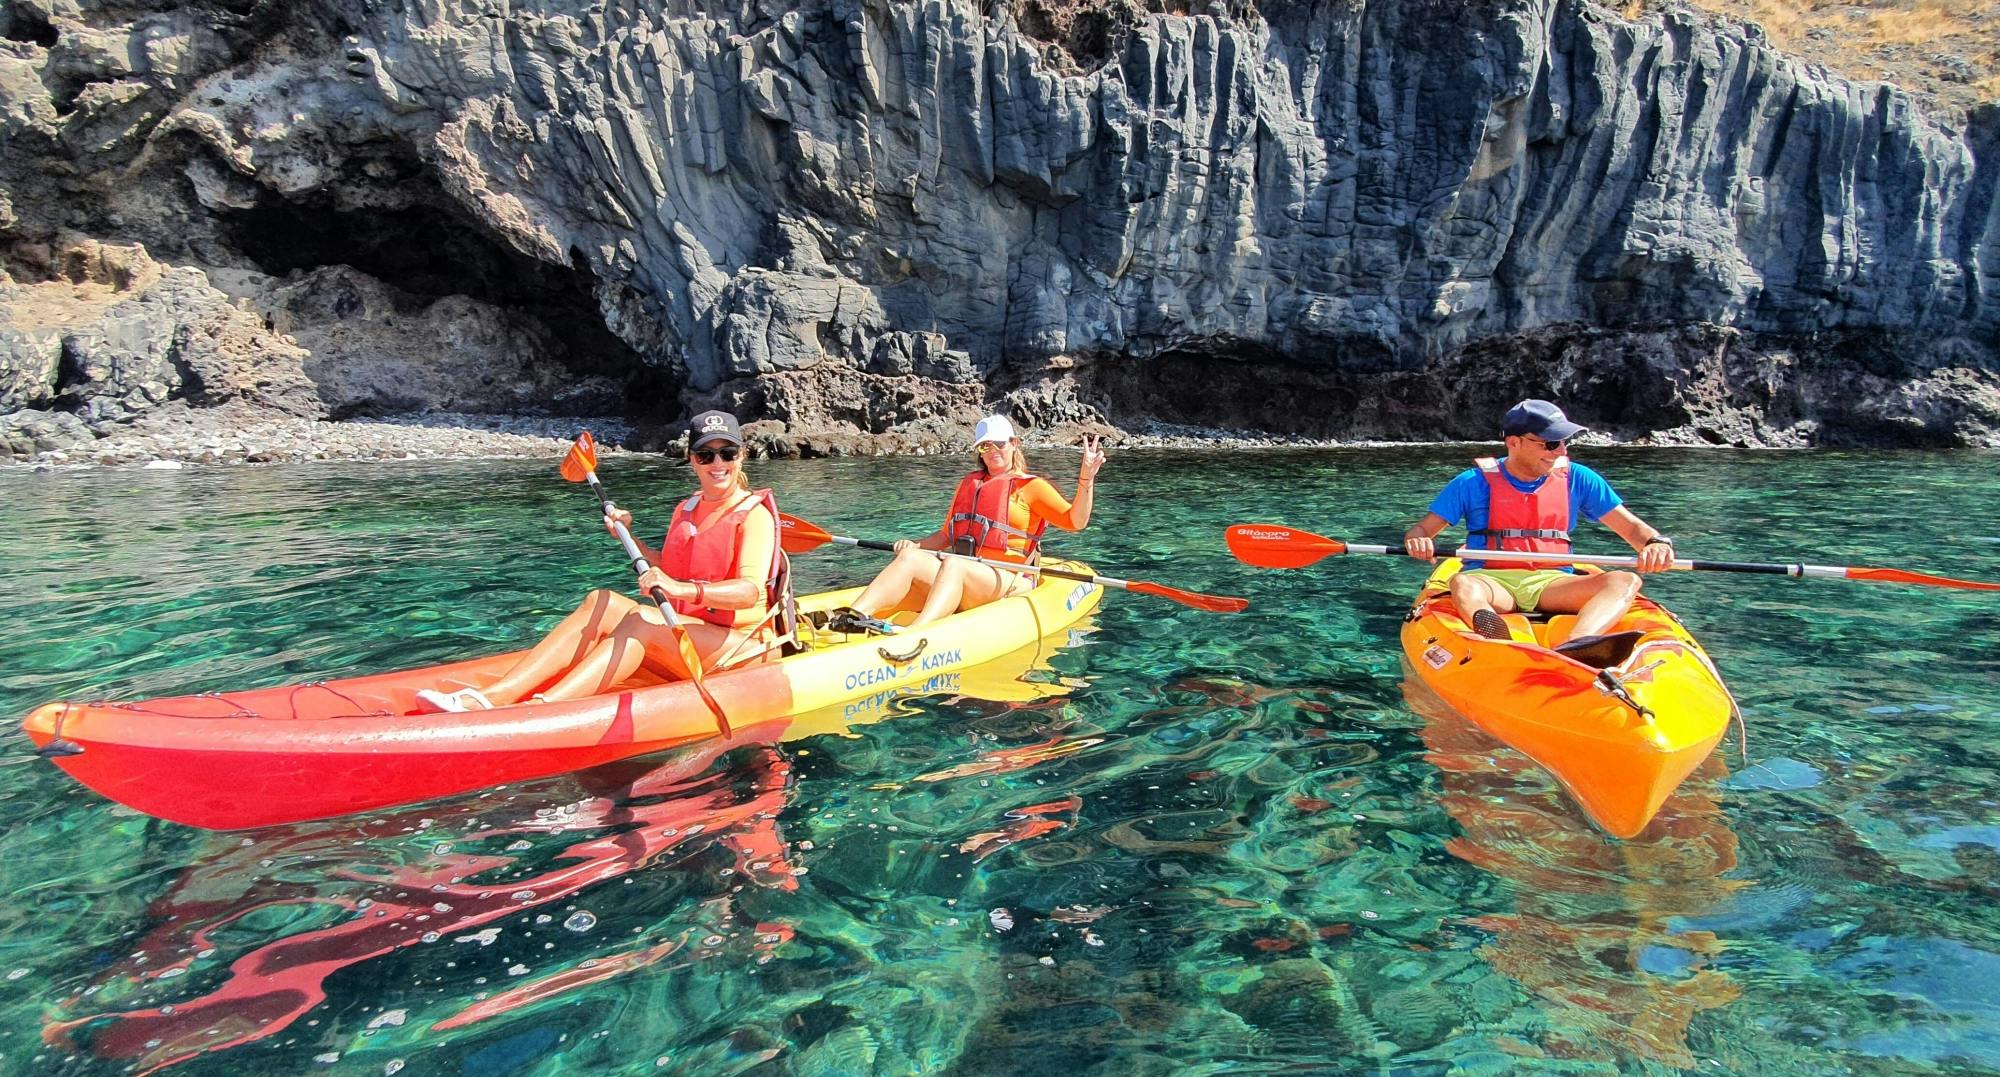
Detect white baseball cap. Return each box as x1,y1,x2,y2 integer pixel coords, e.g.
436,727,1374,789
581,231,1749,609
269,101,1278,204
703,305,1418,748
972,415,1016,445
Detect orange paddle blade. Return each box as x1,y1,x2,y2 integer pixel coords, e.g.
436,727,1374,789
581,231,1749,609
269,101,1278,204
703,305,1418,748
1847,566,2000,592
1127,580,1249,613
559,431,598,483
1225,523,1347,569
778,513,834,554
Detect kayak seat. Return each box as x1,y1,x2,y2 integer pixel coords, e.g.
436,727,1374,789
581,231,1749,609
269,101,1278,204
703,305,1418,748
771,550,806,657
1499,613,1537,644
1541,614,1579,648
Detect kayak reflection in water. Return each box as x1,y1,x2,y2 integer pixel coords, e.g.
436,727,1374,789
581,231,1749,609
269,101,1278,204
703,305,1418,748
418,410,790,712
43,740,799,1074
1405,677,1743,1066
833,414,1106,631
1400,399,1677,650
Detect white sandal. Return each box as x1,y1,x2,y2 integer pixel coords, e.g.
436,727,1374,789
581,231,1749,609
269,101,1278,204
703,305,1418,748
416,687,494,713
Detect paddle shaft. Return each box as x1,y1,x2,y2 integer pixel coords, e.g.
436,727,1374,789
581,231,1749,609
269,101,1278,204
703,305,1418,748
828,534,1151,593
581,473,687,609
577,465,732,735
1348,542,1848,578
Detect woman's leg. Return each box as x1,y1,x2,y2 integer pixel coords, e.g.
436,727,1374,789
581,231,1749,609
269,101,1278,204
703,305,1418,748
537,611,739,702
907,559,1015,627
848,546,944,615
480,589,640,704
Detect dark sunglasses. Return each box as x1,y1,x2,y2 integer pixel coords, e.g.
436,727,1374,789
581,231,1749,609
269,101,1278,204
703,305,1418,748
1522,435,1567,450
691,447,741,464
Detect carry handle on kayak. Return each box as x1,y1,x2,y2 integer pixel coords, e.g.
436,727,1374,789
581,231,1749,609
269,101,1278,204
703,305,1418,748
562,432,732,736
779,513,1249,613
1224,523,2000,592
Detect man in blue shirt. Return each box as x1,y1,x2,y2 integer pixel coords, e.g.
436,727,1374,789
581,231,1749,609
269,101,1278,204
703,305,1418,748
1402,400,1676,645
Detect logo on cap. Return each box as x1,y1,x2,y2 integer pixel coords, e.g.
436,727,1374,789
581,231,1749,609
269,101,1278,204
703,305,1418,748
701,415,726,431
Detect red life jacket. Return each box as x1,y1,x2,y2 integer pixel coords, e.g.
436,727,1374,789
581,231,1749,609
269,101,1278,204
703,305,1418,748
945,471,1046,564
660,488,782,629
1472,456,1571,570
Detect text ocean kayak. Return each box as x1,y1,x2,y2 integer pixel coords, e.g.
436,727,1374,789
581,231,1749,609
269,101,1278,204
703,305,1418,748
1398,559,1734,838
21,564,1104,830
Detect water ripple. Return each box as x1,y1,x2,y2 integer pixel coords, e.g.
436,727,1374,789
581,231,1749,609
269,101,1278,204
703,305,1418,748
3,448,1998,1072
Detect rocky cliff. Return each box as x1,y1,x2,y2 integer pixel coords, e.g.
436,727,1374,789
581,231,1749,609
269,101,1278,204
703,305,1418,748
3,0,1997,458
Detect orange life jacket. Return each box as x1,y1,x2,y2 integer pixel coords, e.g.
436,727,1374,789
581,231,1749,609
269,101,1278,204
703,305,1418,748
660,488,782,629
945,471,1046,564
1472,456,1570,571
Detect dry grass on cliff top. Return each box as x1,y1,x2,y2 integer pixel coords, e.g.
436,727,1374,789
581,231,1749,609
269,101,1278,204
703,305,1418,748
1013,0,1997,115
1635,0,2000,114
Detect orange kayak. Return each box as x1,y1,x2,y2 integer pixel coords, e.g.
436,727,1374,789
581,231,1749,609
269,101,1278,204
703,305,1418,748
1399,559,1734,838
21,564,1104,830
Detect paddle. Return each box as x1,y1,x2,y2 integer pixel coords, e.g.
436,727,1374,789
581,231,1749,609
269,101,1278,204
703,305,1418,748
1225,523,2000,592
780,513,1249,613
561,432,732,736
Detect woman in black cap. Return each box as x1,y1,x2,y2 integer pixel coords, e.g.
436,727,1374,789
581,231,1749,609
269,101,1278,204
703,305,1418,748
417,411,786,711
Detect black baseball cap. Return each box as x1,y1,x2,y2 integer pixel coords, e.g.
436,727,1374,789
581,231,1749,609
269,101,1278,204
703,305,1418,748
1501,399,1587,441
686,410,744,448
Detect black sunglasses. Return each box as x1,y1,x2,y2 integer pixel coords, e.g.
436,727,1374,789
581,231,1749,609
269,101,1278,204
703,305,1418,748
1521,435,1567,450
691,447,741,464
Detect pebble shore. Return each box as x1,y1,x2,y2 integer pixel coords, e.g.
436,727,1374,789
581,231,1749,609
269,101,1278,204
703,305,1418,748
5,408,638,469
1,408,1389,471
4,408,1678,471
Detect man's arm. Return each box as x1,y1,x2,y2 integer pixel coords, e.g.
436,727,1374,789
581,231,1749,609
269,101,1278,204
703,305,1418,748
1598,505,1675,572
1403,512,1450,562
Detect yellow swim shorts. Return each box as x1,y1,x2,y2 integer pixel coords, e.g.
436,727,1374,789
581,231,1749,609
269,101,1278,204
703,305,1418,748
1461,568,1574,613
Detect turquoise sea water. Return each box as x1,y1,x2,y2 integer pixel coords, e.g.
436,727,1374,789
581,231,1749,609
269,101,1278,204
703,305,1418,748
2,447,1998,1075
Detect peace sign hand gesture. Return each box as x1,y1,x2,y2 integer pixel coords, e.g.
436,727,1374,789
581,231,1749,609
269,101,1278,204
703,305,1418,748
1078,433,1107,482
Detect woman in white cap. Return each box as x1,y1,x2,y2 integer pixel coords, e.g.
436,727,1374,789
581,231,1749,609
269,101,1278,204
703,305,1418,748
832,414,1106,631
418,410,787,711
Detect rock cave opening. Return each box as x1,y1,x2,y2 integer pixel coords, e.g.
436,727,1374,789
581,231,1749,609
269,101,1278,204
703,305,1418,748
2,7,60,48
216,197,674,417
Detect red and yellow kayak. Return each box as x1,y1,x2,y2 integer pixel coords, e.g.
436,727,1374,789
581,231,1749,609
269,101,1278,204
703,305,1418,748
1399,559,1734,839
21,564,1104,830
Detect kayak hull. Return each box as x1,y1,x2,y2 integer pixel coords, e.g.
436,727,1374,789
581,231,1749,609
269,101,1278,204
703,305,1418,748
1399,560,1733,839
23,566,1103,829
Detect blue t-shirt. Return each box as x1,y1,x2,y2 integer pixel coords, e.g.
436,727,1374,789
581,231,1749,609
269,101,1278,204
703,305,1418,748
1427,462,1622,551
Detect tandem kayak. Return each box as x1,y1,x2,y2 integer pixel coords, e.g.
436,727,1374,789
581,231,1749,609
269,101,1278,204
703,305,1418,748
1398,559,1735,839
21,564,1104,830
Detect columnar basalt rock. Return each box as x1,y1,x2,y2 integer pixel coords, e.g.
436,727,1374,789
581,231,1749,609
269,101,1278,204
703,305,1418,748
1,0,1996,454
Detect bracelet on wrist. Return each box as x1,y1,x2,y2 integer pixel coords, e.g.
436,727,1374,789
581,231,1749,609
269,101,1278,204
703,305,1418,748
692,582,706,605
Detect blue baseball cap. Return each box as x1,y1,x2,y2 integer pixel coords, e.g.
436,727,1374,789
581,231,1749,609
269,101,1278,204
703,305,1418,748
1501,399,1587,441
